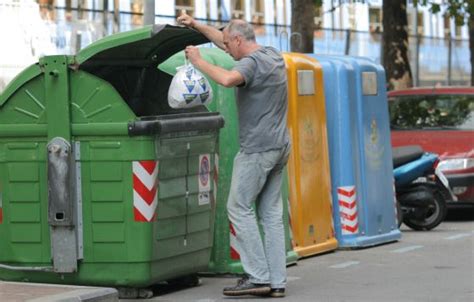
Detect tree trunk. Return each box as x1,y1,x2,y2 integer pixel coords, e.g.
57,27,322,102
382,0,413,90
291,0,314,53
469,11,474,86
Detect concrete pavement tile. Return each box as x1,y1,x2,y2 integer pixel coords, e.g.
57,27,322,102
0,281,118,302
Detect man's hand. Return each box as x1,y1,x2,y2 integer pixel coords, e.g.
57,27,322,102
177,12,195,28
185,45,244,88
177,11,225,50
184,46,202,65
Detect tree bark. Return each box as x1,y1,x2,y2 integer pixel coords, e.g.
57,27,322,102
291,0,314,53
469,11,474,86
382,0,413,90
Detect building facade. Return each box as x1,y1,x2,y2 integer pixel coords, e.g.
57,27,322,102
0,0,471,90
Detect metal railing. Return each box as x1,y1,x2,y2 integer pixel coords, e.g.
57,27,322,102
0,4,470,92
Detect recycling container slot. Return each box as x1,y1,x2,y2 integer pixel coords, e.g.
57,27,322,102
81,55,204,117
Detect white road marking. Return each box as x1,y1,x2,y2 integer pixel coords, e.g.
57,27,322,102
391,245,424,253
330,261,360,269
287,276,301,282
444,233,472,240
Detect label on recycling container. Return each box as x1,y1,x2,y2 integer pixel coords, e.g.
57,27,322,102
198,154,211,205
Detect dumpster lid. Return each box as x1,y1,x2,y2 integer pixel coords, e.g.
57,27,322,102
76,24,209,67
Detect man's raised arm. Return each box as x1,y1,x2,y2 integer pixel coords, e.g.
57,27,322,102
177,12,225,50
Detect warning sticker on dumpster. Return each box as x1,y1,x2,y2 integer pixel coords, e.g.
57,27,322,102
133,160,159,222
199,191,210,206
199,154,211,205
337,186,359,235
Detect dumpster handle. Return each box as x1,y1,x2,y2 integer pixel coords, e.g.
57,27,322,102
128,113,225,136
0,263,54,272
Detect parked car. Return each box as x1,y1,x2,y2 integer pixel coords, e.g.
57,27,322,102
388,87,474,206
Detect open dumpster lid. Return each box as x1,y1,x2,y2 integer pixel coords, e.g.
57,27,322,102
76,24,210,116
0,25,207,108
77,24,208,67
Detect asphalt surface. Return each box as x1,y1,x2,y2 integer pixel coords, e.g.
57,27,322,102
122,207,474,302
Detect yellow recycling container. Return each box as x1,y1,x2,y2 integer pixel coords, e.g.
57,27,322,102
283,53,338,257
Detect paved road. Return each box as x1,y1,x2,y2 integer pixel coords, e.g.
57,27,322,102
122,208,474,302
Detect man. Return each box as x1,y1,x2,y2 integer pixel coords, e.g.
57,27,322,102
177,13,290,298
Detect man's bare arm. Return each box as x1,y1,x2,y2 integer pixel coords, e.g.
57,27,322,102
177,13,225,50
185,46,243,87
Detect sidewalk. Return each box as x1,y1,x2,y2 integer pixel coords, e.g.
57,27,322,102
0,281,118,302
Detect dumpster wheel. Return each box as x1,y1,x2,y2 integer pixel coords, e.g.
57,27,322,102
118,287,153,299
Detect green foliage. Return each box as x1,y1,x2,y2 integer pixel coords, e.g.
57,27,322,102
413,0,471,26
389,95,474,130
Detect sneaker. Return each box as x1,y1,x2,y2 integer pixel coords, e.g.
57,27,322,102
223,277,271,296
269,288,285,298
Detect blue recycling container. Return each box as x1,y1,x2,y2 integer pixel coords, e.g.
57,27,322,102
310,55,401,248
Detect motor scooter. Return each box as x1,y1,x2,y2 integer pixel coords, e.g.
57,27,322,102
393,145,454,230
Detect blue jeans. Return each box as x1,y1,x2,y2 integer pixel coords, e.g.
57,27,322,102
226,143,290,289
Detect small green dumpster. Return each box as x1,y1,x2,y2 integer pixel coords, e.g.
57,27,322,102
159,48,298,274
0,25,224,289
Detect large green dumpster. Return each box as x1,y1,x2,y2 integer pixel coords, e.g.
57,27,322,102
0,25,224,289
159,48,298,274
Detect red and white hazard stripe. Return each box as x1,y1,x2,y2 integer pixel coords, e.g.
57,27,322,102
229,222,240,260
337,186,359,234
133,160,159,222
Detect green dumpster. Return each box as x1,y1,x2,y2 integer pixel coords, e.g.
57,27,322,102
159,48,298,274
0,25,224,289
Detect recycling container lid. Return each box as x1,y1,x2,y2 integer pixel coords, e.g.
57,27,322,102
0,24,208,108
76,24,208,68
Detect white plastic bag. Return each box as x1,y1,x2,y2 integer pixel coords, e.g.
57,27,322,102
167,62,213,109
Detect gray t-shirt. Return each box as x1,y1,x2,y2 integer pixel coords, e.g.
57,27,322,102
233,46,289,153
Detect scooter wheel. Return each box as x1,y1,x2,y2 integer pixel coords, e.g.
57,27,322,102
403,190,447,231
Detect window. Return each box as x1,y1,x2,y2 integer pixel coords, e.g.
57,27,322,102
176,0,195,17
251,0,265,34
369,8,382,33
444,15,451,35
416,11,424,34
232,0,245,19
205,0,212,19
389,95,474,130
131,0,143,26
251,0,264,24
348,5,356,30
455,24,462,38
314,5,323,29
